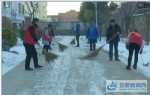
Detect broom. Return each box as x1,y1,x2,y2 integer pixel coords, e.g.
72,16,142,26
79,33,119,59
53,38,68,52
41,47,58,63
69,38,76,45
57,42,68,52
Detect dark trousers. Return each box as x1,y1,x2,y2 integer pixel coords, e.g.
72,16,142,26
128,43,140,67
76,34,80,46
90,39,96,51
43,45,49,52
109,41,119,60
23,43,38,68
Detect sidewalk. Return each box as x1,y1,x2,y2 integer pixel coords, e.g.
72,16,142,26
2,45,150,95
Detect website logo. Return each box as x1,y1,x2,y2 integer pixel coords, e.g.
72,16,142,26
106,80,147,92
107,81,117,91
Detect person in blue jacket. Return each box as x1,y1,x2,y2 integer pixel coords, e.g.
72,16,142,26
75,21,81,47
86,22,99,51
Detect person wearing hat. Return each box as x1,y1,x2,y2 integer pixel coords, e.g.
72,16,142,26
23,18,43,71
106,19,122,61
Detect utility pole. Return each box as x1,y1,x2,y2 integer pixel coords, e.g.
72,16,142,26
92,1,97,27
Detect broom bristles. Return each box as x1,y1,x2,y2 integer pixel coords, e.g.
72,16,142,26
58,42,68,52
69,38,76,45
79,45,104,59
42,49,58,62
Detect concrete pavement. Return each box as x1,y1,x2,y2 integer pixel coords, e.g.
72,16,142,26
2,44,150,95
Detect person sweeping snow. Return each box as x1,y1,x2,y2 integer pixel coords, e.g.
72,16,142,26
23,18,43,71
42,24,52,52
125,29,144,70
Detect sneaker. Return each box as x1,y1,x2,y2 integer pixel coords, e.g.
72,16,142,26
76,45,79,47
115,59,121,61
109,59,112,61
35,65,43,68
126,66,131,70
25,67,33,71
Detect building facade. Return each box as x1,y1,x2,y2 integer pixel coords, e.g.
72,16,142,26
58,10,78,21
2,1,25,28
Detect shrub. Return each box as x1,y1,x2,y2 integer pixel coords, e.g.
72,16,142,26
2,28,17,47
18,28,26,40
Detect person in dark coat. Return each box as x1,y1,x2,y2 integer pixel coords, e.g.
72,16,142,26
125,29,144,70
86,22,99,51
75,21,81,47
106,19,122,61
23,18,43,71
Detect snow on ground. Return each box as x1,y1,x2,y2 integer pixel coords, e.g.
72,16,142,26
2,38,26,75
100,37,150,79
2,36,150,77
2,36,150,94
17,36,106,95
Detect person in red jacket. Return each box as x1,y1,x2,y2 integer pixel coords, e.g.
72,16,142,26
125,29,144,70
42,24,52,52
23,18,43,71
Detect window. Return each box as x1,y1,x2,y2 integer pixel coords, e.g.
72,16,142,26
19,3,21,13
3,2,9,7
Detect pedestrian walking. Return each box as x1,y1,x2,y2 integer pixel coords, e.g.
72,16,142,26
23,18,43,71
75,21,81,47
125,29,144,70
106,19,122,61
42,24,52,52
86,22,99,51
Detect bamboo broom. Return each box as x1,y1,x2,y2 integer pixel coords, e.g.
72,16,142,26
53,38,68,52
57,42,68,52
41,47,58,62
69,38,76,45
42,49,58,62
79,33,119,59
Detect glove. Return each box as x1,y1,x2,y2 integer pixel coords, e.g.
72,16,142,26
139,49,143,54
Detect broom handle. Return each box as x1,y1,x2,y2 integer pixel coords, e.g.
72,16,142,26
103,33,119,46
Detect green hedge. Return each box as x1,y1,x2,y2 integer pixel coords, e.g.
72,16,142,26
2,28,17,47
18,28,25,40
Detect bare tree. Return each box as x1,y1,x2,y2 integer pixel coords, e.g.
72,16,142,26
116,2,138,37
25,2,39,21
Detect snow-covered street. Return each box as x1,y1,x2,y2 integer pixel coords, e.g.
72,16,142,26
2,36,150,95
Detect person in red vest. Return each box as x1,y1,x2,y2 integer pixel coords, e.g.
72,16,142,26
125,29,144,70
42,24,52,52
23,18,43,71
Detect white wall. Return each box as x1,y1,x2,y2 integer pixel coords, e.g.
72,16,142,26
2,1,25,28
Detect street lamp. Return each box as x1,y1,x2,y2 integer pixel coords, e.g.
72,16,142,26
92,1,97,27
